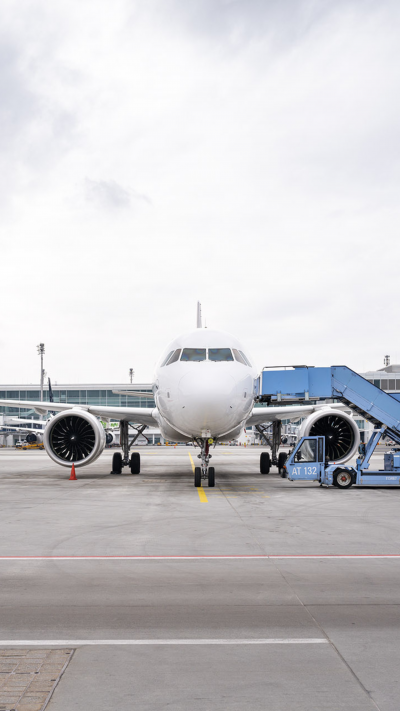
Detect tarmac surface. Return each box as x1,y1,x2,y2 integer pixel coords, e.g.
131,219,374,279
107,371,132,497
0,445,399,710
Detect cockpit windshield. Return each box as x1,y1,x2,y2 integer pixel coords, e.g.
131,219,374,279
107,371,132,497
164,347,249,364
208,348,234,362
181,348,207,362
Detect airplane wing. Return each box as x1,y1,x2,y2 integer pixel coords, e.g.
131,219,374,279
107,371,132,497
246,402,348,427
0,425,42,433
0,399,158,428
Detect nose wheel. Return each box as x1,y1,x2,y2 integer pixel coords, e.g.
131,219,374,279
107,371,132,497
194,467,202,487
194,465,216,487
193,438,216,487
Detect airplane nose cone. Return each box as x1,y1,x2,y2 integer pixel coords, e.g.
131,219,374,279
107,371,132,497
178,371,237,435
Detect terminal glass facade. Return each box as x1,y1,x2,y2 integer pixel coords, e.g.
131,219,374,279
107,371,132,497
365,379,400,391
0,386,155,419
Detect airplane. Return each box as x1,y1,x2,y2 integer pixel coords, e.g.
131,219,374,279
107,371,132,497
0,304,359,486
0,418,48,443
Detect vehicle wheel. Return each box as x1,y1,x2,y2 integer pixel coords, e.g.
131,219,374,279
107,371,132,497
112,452,123,474
194,467,202,487
333,469,353,489
260,452,271,474
208,467,215,487
278,451,287,474
130,452,140,474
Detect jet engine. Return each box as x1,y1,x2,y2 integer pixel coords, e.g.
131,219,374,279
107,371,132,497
105,431,115,445
299,409,359,464
26,432,43,443
43,410,106,468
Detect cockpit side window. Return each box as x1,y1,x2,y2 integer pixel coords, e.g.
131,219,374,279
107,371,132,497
161,351,174,367
208,348,234,362
181,348,206,362
166,349,181,365
239,350,252,367
232,349,247,365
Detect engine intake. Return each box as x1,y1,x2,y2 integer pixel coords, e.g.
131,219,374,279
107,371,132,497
43,410,106,468
299,409,359,464
106,431,115,445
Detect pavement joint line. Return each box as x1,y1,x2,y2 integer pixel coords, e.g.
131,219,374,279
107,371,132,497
268,556,383,710
0,554,399,560
0,639,329,646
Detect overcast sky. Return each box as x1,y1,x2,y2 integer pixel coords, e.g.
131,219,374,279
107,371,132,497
1,0,400,384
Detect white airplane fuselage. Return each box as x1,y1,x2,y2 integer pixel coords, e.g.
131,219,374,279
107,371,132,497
152,328,257,442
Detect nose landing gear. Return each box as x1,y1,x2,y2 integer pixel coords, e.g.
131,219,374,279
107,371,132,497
194,438,216,487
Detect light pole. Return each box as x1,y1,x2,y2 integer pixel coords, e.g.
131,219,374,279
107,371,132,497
129,368,134,384
37,343,45,402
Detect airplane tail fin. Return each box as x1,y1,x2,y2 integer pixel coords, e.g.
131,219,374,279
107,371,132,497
197,301,202,328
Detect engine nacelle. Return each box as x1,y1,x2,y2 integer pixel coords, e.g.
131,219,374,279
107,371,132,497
43,410,106,468
105,430,115,445
299,409,359,464
26,432,43,444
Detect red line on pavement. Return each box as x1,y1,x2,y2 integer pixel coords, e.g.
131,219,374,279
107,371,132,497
0,554,399,560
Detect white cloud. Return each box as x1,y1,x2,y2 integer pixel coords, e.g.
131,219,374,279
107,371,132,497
1,0,399,383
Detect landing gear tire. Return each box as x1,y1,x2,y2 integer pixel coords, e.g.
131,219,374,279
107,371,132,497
333,469,353,489
111,452,123,474
194,467,202,488
278,452,287,476
208,467,215,487
130,452,140,474
260,452,271,475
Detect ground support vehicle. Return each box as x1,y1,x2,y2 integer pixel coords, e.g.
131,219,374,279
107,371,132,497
284,430,400,488
259,365,400,489
19,442,45,451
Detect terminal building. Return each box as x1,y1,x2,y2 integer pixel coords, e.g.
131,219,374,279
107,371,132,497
0,384,157,446
1,359,400,446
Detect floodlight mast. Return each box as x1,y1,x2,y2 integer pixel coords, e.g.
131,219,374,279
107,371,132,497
129,368,134,384
37,343,45,402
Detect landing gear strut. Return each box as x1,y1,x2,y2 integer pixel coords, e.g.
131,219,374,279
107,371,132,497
256,421,287,476
110,422,147,475
193,438,215,487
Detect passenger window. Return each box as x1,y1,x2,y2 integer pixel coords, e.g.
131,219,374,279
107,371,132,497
208,348,234,362
181,348,206,362
166,349,181,365
161,351,174,367
232,349,247,366
239,350,252,367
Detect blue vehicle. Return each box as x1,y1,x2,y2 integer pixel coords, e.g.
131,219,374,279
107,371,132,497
284,431,400,488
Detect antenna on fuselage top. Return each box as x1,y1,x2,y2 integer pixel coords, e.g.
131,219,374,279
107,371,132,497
197,301,202,328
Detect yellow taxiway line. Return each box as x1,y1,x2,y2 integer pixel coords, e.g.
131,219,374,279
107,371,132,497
188,452,208,503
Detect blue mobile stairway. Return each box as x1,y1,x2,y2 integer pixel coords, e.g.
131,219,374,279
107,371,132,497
260,366,400,488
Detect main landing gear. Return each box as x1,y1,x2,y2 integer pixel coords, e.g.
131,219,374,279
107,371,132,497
259,450,287,476
256,421,288,477
194,438,215,487
110,422,147,475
